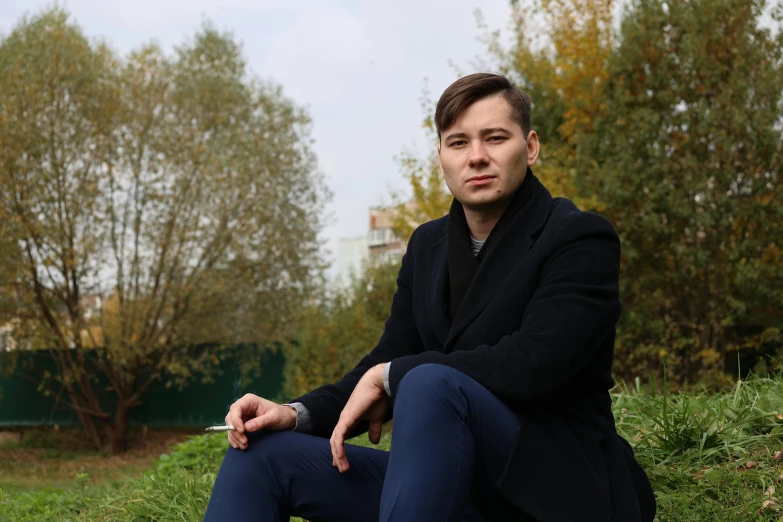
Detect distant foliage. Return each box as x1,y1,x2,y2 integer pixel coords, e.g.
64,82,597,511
282,260,400,399
387,101,452,243
596,0,783,384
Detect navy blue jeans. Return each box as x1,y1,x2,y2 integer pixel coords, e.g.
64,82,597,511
203,364,526,521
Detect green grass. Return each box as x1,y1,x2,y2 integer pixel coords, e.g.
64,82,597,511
0,427,197,497
5,376,783,521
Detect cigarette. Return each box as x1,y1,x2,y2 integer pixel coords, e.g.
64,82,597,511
205,425,236,432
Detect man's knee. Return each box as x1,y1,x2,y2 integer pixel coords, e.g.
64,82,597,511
208,430,305,516
222,429,299,476
395,363,467,408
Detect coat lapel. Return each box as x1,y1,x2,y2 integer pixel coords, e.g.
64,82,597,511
444,172,553,350
425,226,450,348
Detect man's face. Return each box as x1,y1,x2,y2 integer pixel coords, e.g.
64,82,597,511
438,94,538,211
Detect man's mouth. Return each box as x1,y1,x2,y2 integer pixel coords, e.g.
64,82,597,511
467,175,496,186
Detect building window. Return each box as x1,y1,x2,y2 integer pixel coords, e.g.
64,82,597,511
368,228,395,246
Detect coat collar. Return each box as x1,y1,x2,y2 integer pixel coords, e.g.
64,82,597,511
424,170,553,350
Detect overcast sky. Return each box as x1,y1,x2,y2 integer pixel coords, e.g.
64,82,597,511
0,0,515,278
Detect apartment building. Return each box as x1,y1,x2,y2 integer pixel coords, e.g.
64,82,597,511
336,205,406,287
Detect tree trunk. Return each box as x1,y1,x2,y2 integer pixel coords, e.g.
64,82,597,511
80,410,104,450
109,402,130,455
67,388,104,450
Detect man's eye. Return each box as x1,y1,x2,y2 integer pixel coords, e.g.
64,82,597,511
488,136,505,143
450,141,466,147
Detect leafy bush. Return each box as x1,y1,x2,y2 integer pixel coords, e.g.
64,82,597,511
282,261,399,399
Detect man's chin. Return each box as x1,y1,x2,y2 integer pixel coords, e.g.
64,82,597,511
458,194,509,213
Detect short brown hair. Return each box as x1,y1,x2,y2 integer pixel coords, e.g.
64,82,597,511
434,73,531,140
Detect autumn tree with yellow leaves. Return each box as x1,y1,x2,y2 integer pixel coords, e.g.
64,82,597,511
486,0,615,209
388,113,452,242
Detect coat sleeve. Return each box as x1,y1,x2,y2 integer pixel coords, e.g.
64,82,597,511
289,227,426,437
387,213,622,402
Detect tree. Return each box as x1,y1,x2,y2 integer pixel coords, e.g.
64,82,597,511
0,8,330,453
484,0,616,210
283,260,399,399
597,0,783,384
387,95,452,243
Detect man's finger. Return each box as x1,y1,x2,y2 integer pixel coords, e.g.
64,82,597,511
331,422,350,473
224,415,235,448
228,428,244,448
225,415,240,449
245,415,265,432
228,402,246,434
329,432,339,464
225,411,248,448
368,419,382,445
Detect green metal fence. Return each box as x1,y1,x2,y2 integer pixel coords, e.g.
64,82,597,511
0,347,286,427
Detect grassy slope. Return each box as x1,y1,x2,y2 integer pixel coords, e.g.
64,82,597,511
0,428,197,494
5,377,783,521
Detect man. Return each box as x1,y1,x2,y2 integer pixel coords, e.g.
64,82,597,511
204,73,656,522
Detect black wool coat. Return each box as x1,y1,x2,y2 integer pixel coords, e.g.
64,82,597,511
293,172,656,522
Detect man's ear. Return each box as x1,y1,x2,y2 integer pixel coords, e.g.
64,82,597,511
526,130,540,167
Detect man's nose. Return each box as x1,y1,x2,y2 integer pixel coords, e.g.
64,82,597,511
467,142,489,168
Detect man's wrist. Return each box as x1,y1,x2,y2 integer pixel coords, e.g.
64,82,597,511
283,404,297,429
282,402,311,432
382,362,392,397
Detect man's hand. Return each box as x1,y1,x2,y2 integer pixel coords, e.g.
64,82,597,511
330,363,388,473
225,394,297,450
